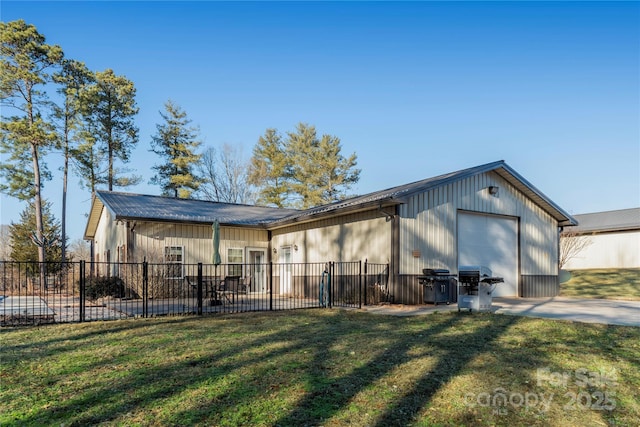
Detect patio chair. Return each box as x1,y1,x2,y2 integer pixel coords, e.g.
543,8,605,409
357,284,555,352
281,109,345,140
216,276,245,304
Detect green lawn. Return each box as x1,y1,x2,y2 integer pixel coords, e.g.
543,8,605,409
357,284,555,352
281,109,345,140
560,268,640,300
1,310,638,427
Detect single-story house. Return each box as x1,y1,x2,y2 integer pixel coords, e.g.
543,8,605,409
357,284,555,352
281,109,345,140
561,208,640,270
84,160,577,302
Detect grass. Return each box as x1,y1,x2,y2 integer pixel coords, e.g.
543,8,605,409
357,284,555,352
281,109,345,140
560,268,640,300
1,310,639,426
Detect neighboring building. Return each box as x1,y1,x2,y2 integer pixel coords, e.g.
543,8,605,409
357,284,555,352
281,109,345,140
84,160,576,302
561,208,640,270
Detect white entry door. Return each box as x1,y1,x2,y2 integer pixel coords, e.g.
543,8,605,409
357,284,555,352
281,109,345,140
280,246,292,294
247,248,267,293
458,212,519,297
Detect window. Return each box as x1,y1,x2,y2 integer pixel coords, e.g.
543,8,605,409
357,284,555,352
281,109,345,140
227,248,243,276
164,246,184,278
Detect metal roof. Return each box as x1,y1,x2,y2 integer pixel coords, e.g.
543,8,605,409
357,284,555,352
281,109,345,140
84,191,298,239
563,208,640,234
269,160,577,227
84,160,577,239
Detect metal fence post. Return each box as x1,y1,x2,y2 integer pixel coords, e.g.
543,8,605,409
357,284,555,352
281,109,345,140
269,261,273,311
363,259,368,307
358,260,362,309
79,260,86,323
328,261,334,308
142,260,148,318
197,262,203,315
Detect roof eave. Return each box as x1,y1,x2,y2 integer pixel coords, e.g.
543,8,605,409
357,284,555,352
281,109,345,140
493,164,578,227
267,200,401,230
83,196,104,240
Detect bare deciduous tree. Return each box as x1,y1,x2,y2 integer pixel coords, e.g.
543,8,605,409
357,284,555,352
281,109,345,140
68,238,91,261
559,230,593,269
197,144,255,205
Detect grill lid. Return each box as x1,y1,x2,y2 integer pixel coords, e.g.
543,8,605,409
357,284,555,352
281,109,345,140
458,265,504,284
459,265,493,277
422,268,451,276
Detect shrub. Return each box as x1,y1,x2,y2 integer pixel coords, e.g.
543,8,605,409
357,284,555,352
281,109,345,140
84,276,126,301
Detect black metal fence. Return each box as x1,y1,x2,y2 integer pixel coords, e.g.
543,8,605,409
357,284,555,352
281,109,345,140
0,260,389,326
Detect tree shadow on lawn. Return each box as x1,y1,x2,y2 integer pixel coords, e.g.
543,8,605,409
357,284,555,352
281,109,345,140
9,311,601,426
10,312,340,426
2,315,200,363
273,312,527,426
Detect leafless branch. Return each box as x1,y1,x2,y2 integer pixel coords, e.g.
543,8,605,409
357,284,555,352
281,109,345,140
559,230,593,269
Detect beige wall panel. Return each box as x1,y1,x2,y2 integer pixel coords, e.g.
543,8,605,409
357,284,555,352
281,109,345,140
94,209,121,264
272,211,390,263
129,222,267,265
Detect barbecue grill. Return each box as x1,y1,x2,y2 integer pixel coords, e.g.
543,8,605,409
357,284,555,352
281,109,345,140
457,265,503,312
417,268,457,305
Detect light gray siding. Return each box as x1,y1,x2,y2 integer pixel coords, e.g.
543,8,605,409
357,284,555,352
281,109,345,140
399,171,559,277
563,231,640,269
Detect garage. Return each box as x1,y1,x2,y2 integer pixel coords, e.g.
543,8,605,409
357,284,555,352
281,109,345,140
458,211,519,297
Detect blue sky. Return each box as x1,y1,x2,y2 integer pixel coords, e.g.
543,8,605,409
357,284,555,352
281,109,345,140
1,1,639,242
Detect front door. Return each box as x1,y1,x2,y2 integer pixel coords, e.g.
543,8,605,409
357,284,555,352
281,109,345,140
280,246,292,294
247,248,267,292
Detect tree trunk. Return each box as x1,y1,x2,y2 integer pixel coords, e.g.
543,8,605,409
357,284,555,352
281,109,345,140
62,152,68,262
31,142,47,286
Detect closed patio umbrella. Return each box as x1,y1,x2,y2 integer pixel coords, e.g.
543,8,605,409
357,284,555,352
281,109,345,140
212,220,221,266
211,220,222,305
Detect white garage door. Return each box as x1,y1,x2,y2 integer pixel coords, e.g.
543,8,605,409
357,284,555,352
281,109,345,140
458,212,518,297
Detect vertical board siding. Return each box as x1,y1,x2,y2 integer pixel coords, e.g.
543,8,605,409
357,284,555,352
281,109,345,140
520,275,559,297
94,209,120,265
271,210,391,264
400,171,559,278
131,222,268,264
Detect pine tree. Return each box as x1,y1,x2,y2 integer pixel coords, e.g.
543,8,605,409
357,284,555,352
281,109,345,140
9,200,64,269
315,132,360,204
80,68,140,191
248,128,291,207
250,123,360,209
53,59,94,262
287,123,324,208
0,20,63,268
149,100,203,198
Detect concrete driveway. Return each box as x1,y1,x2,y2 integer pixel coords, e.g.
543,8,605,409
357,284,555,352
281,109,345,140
491,297,640,327
360,297,640,327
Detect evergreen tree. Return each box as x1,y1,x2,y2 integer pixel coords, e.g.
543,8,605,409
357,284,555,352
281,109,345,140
80,68,140,191
250,123,360,209
248,128,291,207
53,59,94,262
314,131,360,204
287,123,326,208
149,100,202,198
73,132,109,194
0,20,63,267
9,200,64,267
